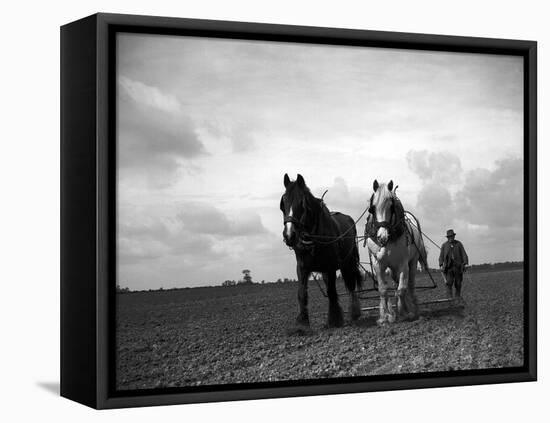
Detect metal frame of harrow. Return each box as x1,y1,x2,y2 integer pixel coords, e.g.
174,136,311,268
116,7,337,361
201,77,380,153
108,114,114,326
312,255,459,315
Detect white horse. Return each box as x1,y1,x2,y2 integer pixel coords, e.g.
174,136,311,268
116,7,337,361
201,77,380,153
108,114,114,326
365,180,427,324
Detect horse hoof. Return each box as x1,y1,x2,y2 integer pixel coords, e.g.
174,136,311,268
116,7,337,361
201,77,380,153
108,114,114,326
295,321,310,330
327,304,344,328
327,311,344,327
405,312,417,321
286,326,313,336
350,311,361,322
288,318,312,336
295,313,310,326
327,317,344,328
377,313,393,326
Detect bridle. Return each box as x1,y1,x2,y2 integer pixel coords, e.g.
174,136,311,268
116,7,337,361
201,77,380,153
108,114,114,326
283,214,304,228
282,192,354,252
365,192,405,244
281,194,316,248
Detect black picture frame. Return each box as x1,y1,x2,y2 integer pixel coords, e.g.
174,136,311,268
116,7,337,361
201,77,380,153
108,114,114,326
60,12,537,409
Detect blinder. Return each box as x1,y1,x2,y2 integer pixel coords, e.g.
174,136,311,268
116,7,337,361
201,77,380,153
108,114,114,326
366,191,404,243
283,214,303,227
281,193,323,250
282,195,310,244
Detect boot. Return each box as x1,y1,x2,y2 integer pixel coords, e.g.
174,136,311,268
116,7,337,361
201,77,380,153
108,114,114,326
455,286,461,298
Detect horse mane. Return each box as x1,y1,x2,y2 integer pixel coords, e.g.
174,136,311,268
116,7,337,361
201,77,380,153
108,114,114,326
285,181,312,203
372,183,395,209
286,182,320,210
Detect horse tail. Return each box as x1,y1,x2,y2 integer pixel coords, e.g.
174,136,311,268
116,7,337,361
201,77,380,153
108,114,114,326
338,214,363,292
342,242,363,292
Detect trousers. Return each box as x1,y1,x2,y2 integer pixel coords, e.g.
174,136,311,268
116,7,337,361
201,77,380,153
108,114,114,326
445,264,463,295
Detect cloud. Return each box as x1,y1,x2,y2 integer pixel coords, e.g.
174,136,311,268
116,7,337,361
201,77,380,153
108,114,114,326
308,177,370,227
416,183,454,221
117,76,206,187
455,157,523,231
447,158,524,264
405,152,523,266
117,219,219,265
406,150,462,184
118,203,268,265
176,203,268,237
406,148,463,234
197,119,257,154
116,202,283,288
119,76,182,113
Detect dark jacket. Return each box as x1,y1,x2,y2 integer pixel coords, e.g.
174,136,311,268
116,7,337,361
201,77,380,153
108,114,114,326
439,240,468,271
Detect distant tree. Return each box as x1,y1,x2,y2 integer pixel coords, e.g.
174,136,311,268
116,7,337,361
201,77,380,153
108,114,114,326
261,280,265,284
222,280,236,287
116,284,130,293
276,278,282,283
241,269,253,284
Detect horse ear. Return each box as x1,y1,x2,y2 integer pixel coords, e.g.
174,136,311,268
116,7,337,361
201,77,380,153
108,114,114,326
284,173,290,188
296,174,305,188
388,180,394,191
373,179,379,192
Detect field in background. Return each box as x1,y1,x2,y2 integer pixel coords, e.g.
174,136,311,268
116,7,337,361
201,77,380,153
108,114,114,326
116,269,524,390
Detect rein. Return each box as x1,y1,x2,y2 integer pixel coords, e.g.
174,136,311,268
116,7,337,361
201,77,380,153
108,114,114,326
306,206,369,246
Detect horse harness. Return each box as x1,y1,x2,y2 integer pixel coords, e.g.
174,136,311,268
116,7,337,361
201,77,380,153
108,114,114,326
282,196,319,251
283,198,355,264
364,193,408,247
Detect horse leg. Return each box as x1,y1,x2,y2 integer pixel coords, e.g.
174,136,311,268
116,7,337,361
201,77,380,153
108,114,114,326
396,264,417,320
341,268,361,321
376,263,395,325
326,271,344,327
296,264,310,327
396,266,408,319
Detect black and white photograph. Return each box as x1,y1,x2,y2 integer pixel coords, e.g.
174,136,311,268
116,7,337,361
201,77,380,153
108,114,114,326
114,31,526,391
4,0,547,419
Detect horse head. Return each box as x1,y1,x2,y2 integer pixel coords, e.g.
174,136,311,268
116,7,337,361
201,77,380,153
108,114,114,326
280,173,318,247
369,179,397,246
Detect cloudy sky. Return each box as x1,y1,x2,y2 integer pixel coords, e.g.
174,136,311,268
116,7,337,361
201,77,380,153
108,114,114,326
116,33,523,290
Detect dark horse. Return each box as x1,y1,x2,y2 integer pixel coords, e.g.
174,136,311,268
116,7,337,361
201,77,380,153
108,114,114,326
280,174,362,328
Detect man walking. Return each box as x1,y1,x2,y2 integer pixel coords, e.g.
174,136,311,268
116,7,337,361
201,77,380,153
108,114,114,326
439,229,469,300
